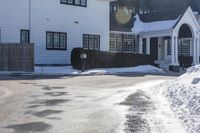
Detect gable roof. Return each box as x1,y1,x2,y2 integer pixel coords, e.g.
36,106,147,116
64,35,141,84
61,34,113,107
133,9,184,33
132,14,180,33
132,7,200,34
138,8,185,22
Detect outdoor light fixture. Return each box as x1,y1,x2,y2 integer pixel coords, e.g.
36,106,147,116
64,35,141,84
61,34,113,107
80,53,87,72
80,53,87,59
75,21,79,24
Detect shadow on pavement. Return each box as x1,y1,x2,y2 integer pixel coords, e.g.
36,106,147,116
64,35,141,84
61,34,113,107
5,122,51,133
28,99,70,108
33,110,63,117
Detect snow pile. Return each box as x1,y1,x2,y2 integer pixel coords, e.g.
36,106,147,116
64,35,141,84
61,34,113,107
132,14,179,34
35,65,164,75
82,65,164,75
163,65,200,133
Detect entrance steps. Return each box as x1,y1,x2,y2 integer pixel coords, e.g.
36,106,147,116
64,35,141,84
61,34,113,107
156,60,171,69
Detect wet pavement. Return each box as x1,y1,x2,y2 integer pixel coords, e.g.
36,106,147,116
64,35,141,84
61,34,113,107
121,91,153,133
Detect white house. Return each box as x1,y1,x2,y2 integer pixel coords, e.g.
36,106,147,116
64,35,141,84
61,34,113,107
0,0,113,66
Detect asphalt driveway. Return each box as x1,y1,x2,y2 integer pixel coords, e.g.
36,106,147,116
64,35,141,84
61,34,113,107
0,74,179,133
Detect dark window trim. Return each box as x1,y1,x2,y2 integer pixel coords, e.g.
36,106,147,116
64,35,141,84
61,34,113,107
60,0,87,7
83,34,100,51
20,29,30,43
46,31,67,50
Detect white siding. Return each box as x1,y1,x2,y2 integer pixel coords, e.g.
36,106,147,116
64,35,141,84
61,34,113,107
0,0,29,43
0,0,110,65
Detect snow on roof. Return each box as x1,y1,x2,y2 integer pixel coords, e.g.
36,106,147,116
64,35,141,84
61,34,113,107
132,14,180,34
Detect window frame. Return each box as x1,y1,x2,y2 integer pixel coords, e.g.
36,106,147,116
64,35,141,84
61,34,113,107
60,0,87,7
20,29,30,44
83,34,100,51
46,31,67,50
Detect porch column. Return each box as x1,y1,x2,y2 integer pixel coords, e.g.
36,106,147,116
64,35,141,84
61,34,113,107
169,36,180,72
192,37,197,65
190,38,193,56
139,37,143,54
197,38,200,64
170,36,175,65
146,37,150,55
164,39,168,60
174,36,179,65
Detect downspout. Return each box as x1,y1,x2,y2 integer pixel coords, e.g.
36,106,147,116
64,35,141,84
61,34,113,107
0,28,1,43
29,0,31,39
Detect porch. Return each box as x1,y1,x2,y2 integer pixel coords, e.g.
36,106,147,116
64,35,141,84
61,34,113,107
135,7,200,72
139,24,200,72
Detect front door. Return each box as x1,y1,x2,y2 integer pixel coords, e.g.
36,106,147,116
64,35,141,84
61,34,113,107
150,37,158,60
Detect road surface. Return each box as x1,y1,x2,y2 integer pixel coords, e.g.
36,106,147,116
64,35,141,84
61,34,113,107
0,74,185,133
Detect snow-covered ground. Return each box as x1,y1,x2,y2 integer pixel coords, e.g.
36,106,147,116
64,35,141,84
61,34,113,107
34,65,164,75
161,65,200,133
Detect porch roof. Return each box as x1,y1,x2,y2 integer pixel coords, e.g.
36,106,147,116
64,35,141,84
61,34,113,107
131,7,187,34
132,14,180,34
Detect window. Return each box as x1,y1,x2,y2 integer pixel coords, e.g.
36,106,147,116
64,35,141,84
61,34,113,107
46,32,67,50
123,34,135,53
179,39,190,56
61,0,87,7
94,36,100,50
83,34,100,50
167,39,171,55
110,40,116,51
109,33,136,53
142,43,146,54
21,30,30,43
60,33,67,49
109,33,116,51
116,34,123,52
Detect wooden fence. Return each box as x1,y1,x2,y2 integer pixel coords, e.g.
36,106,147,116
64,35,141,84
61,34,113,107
0,43,34,72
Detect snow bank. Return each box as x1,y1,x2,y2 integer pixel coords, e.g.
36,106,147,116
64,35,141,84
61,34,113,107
82,65,164,75
35,65,164,75
163,65,200,133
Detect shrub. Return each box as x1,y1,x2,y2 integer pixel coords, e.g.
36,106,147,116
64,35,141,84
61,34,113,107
71,48,154,70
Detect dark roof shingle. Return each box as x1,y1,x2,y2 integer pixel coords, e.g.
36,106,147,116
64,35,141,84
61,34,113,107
138,8,184,22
